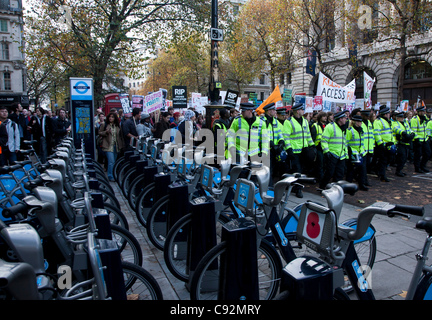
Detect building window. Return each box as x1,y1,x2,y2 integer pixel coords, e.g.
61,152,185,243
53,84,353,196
280,74,284,85
259,75,265,85
404,60,432,80
4,72,11,90
0,20,7,32
1,42,9,60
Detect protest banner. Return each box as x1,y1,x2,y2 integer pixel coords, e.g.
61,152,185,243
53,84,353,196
364,71,375,109
313,96,323,111
305,96,313,113
132,95,144,111
316,72,356,104
224,89,239,109
172,86,188,108
119,93,132,116
145,90,164,114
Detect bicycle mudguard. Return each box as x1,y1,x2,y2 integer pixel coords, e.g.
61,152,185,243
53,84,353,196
413,273,432,300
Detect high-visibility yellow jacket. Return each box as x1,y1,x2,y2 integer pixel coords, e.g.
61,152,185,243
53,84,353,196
392,120,413,146
321,122,348,160
227,116,270,158
427,120,432,141
361,120,374,154
283,116,314,154
373,117,394,146
346,126,366,157
410,115,428,142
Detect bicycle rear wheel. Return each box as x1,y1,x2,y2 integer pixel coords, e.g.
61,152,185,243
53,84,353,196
189,239,282,300
111,224,143,267
122,261,163,300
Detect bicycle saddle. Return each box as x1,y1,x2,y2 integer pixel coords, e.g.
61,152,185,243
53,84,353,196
333,180,358,196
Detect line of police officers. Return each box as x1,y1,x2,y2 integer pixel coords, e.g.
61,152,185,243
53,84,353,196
212,101,432,198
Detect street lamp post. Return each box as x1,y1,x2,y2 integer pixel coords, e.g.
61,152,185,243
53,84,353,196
205,0,225,129
209,0,220,104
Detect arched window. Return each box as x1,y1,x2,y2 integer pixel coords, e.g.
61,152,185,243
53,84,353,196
403,60,432,106
3,72,11,90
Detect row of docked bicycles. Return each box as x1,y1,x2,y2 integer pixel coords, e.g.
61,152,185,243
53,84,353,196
116,136,432,300
0,138,162,300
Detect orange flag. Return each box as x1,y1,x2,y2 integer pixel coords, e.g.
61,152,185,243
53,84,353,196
255,85,282,115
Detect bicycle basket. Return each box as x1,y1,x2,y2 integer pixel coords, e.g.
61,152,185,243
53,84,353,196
296,201,337,258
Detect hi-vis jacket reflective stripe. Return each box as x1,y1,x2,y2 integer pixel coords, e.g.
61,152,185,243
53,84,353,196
346,127,365,157
410,115,428,142
283,117,314,153
373,117,394,146
392,120,413,146
265,115,292,150
361,120,374,154
227,116,270,157
321,122,347,160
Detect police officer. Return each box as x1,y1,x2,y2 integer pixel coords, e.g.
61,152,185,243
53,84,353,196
410,105,431,173
283,102,315,198
360,109,374,186
212,108,230,158
227,102,270,165
373,105,395,182
310,111,327,183
263,102,289,182
392,111,415,177
319,111,348,190
346,115,368,191
276,107,287,125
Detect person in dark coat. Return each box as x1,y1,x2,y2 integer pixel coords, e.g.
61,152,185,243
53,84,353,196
52,108,71,146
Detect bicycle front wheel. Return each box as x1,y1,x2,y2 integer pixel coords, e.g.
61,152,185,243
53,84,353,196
189,239,282,300
135,183,155,228
122,261,163,300
146,195,170,250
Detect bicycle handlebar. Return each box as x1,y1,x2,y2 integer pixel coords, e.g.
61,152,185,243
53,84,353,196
346,202,425,241
391,204,424,216
2,202,28,218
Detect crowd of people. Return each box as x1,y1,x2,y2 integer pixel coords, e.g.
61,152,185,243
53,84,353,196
219,101,432,198
2,99,429,200
94,106,206,181
0,103,71,167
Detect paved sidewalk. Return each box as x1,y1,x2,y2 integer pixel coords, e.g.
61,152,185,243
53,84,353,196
110,181,431,301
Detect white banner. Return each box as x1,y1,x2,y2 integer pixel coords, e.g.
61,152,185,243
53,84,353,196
316,72,356,104
363,71,375,109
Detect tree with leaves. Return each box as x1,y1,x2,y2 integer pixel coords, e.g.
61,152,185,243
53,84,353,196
25,0,212,105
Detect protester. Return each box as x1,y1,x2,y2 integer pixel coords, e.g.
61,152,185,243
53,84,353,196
98,112,124,181
52,108,72,146
153,111,171,139
0,106,20,165
29,107,52,164
137,113,153,137
122,107,141,149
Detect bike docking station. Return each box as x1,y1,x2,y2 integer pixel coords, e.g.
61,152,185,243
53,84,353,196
219,178,260,300
84,193,127,300
278,201,345,300
184,164,219,290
